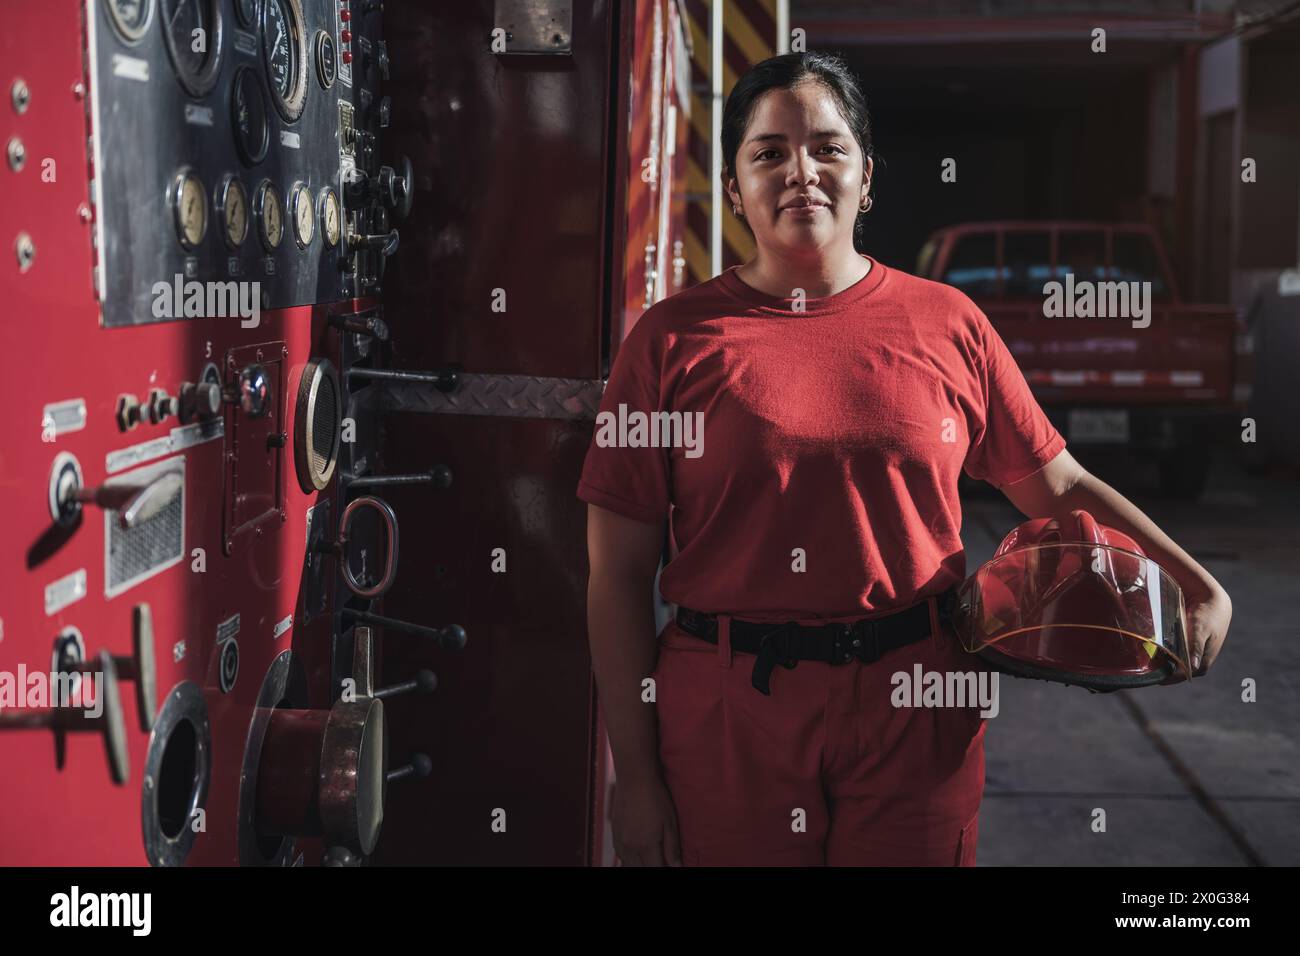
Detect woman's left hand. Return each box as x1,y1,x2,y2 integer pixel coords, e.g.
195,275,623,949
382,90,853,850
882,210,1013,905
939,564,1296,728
1179,579,1232,680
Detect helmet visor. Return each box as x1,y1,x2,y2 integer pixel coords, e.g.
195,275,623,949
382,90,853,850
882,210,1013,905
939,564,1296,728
955,543,1192,682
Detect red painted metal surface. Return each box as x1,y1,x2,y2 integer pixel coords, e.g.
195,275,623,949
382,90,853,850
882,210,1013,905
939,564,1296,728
0,2,368,865
372,0,690,866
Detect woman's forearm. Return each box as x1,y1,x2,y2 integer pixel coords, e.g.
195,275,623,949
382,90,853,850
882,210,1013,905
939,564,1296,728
587,570,663,786
1056,472,1225,599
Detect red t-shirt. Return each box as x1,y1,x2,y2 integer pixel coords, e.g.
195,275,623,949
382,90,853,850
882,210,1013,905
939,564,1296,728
577,253,1066,622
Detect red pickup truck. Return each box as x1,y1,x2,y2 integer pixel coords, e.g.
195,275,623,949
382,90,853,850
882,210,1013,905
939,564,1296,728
917,222,1251,499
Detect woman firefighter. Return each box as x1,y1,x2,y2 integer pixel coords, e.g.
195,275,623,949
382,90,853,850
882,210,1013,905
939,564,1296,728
578,52,1232,867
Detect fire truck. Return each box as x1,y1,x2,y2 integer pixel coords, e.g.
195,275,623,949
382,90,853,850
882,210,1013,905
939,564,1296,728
918,221,1251,500
0,0,691,866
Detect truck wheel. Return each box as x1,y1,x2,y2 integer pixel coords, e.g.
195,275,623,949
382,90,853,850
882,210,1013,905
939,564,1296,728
1157,450,1211,500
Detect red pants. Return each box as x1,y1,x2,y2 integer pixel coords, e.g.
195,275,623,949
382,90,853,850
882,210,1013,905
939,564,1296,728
651,595,988,866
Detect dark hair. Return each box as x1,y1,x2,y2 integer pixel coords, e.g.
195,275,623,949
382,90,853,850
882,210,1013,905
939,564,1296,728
721,52,875,246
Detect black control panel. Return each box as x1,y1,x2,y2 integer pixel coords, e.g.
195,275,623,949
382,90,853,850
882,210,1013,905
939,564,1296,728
89,0,404,327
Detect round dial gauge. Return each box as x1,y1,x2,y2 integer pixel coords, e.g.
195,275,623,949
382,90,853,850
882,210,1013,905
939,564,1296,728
161,0,223,98
256,181,284,252
105,0,155,43
290,182,314,248
218,176,249,249
262,0,308,122
231,67,269,166
234,0,258,29
172,170,208,250
318,187,341,248
315,30,337,90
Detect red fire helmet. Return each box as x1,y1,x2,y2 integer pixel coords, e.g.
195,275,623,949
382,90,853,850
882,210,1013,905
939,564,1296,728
954,509,1192,691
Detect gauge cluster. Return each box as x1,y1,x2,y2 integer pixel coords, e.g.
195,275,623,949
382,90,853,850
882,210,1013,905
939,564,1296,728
90,0,386,327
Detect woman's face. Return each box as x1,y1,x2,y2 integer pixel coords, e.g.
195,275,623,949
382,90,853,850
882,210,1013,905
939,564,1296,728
724,80,871,257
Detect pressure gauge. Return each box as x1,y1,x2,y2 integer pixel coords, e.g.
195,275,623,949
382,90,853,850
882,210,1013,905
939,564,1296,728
290,182,314,248
262,0,308,122
161,0,223,98
217,176,249,250
255,181,284,252
315,30,337,90
231,66,270,167
318,187,341,249
104,0,155,43
171,169,208,251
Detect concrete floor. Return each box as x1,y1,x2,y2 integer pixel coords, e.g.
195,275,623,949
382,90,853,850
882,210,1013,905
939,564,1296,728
961,449,1300,866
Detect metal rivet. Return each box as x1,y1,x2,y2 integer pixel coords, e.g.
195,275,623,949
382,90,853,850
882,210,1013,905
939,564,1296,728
11,78,30,114
7,137,25,172
15,232,35,272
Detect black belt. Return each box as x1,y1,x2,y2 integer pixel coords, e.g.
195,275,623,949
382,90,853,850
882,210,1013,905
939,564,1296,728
674,587,959,696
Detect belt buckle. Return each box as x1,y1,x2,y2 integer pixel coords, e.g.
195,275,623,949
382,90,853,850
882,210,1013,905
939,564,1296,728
836,620,881,665
830,622,858,665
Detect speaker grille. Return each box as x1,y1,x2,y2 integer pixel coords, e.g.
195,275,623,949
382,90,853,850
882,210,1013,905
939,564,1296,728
311,376,338,472
295,359,341,493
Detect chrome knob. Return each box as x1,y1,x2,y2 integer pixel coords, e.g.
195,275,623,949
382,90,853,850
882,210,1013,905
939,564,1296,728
225,364,272,418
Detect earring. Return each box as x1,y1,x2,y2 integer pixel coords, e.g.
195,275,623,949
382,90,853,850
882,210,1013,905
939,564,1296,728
733,204,744,218
859,196,873,213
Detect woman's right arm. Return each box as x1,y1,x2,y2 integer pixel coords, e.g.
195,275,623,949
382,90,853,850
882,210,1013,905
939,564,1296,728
585,502,682,865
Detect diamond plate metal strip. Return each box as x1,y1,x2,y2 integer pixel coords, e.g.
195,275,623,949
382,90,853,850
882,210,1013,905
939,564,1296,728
378,374,606,420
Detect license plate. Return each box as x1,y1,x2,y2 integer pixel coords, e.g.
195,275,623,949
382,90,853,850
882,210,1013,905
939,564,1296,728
1068,409,1130,444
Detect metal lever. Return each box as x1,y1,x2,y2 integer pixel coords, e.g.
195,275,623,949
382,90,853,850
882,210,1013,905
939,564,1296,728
112,471,184,530
49,453,183,530
0,650,130,785
374,670,438,700
329,312,390,341
345,466,453,490
386,754,432,785
349,229,399,257
346,366,460,392
116,605,159,732
340,610,467,651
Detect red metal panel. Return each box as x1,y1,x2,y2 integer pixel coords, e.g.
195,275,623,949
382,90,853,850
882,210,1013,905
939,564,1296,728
372,1,625,866
0,1,365,866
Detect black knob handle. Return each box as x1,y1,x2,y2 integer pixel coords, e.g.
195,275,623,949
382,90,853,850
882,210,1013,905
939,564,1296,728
374,669,437,700
323,845,364,866
343,168,372,205
377,157,412,220
179,380,222,422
